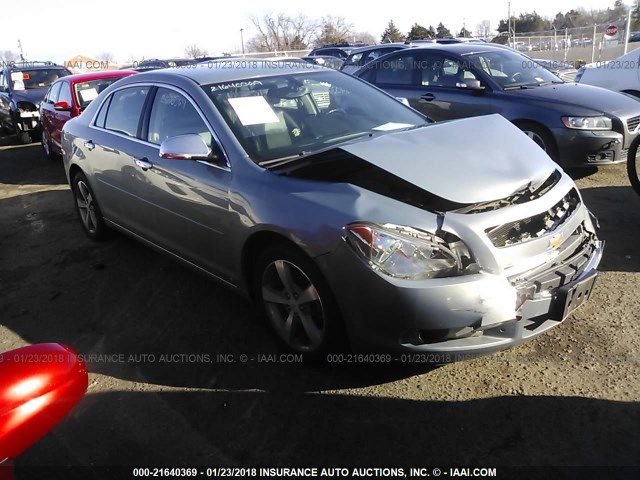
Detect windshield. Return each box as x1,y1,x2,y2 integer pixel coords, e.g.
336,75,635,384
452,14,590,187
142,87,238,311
464,50,562,89
13,69,68,90
74,77,126,109
203,70,427,163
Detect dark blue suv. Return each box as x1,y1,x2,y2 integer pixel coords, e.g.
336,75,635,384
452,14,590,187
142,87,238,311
0,61,70,143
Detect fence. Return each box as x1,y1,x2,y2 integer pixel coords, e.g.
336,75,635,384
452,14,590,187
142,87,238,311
508,21,640,65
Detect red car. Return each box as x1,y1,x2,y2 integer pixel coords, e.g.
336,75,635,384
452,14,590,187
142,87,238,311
39,70,137,159
0,344,87,479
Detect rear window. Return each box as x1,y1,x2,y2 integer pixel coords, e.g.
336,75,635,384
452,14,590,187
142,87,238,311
75,77,127,109
12,69,69,90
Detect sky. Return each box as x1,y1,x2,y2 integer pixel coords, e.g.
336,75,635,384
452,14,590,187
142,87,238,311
0,0,623,64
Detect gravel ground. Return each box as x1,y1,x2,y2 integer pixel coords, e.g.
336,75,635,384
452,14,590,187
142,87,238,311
0,134,638,473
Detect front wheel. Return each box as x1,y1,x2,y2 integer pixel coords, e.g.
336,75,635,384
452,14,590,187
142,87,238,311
41,129,57,161
628,136,640,196
19,131,32,144
71,172,108,240
516,122,558,161
254,245,345,359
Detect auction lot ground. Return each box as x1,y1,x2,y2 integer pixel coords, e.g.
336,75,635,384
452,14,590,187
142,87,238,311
0,134,639,471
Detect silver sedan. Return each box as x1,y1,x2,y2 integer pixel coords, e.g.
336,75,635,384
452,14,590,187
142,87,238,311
62,61,603,360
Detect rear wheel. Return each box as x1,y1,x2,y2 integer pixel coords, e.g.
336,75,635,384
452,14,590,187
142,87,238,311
628,135,640,196
254,244,344,359
71,172,108,241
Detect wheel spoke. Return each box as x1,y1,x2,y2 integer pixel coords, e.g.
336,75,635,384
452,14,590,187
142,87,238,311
275,260,296,293
262,286,290,304
282,310,295,344
88,209,97,230
298,310,322,347
298,284,319,304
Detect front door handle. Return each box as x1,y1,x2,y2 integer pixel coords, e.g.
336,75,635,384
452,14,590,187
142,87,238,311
84,141,95,151
419,93,435,102
134,157,153,171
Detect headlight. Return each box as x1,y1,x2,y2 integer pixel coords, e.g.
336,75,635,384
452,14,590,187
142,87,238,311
345,223,473,280
561,116,612,131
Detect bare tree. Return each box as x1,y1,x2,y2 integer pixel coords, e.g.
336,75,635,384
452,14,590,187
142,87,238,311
1,50,19,64
185,44,207,58
96,52,116,63
314,16,354,46
354,31,376,44
475,20,492,39
249,12,318,52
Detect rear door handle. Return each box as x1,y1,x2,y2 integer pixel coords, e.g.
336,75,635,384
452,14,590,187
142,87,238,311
419,93,435,102
84,141,95,151
134,157,153,171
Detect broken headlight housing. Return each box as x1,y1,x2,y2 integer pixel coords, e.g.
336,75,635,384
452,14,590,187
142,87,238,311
345,223,474,280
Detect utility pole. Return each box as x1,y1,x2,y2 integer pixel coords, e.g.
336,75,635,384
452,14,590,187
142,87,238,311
240,28,245,55
17,39,24,61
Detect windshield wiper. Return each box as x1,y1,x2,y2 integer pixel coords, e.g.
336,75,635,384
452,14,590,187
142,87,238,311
503,84,533,90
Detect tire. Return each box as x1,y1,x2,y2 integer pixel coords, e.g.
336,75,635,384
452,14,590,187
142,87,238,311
628,135,640,196
71,172,108,241
19,131,32,144
516,122,558,161
41,129,57,161
253,244,345,359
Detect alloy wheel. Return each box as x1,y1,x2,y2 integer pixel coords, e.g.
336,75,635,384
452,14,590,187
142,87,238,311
261,259,326,352
76,180,98,234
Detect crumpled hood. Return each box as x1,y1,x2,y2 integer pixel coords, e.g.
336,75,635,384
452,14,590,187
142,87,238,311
341,114,557,204
11,88,47,106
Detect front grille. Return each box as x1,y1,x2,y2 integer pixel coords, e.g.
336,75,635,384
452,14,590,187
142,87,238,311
511,224,596,307
627,115,640,132
485,189,580,248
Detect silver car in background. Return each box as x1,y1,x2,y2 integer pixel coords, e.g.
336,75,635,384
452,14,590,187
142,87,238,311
62,61,603,360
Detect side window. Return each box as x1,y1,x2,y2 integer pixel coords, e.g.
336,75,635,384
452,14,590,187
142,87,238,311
47,82,62,104
421,55,478,88
374,54,418,85
0,72,6,90
103,86,150,137
147,88,211,146
94,95,112,128
58,82,72,105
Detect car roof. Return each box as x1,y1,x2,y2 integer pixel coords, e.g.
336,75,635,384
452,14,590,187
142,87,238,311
398,43,519,55
347,44,408,55
60,70,137,84
133,61,321,85
5,61,67,71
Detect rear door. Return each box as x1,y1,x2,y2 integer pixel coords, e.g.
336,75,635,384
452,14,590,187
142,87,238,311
86,85,155,237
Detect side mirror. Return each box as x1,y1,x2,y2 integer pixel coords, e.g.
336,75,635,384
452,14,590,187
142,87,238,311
456,79,484,91
159,134,213,161
54,101,71,111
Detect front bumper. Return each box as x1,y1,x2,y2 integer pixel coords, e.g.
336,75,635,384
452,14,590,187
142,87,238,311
551,126,636,166
319,226,603,359
11,109,40,133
